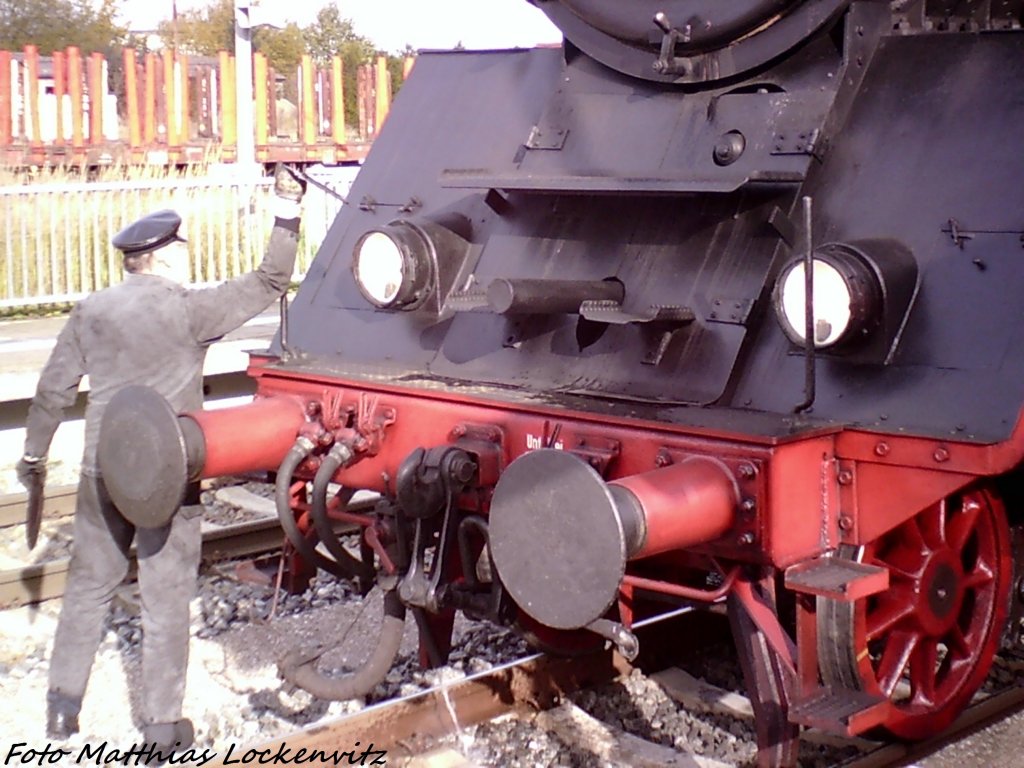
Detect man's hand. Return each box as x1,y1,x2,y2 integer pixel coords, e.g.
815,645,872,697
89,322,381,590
16,454,46,489
273,164,307,203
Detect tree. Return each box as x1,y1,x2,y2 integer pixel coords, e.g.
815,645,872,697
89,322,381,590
157,0,234,56
0,0,126,54
159,0,303,74
387,46,416,99
304,5,372,66
302,6,374,131
255,23,305,75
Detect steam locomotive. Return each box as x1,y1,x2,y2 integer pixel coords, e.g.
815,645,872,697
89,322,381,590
99,1,1024,764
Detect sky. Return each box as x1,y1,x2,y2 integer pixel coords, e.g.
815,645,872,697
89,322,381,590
114,0,563,52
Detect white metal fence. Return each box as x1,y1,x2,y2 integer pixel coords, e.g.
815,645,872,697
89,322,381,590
0,170,350,309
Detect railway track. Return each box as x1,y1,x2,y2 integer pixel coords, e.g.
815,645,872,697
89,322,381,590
213,652,633,768
840,685,1024,767
629,653,1024,767
0,484,77,528
0,483,368,609
7,488,1022,765
210,608,710,768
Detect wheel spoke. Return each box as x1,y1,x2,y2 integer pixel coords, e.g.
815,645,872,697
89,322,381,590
866,597,917,641
962,562,994,591
899,518,929,554
947,500,981,555
876,630,918,698
944,625,972,661
916,500,947,550
909,638,939,706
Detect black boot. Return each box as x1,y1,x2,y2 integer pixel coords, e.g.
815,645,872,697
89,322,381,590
46,690,81,740
142,718,194,757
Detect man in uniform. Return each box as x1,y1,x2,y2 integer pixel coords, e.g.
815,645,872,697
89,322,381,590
16,164,307,752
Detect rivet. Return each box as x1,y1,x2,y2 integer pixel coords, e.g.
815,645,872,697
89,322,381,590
713,130,746,166
741,499,756,514
738,532,755,546
655,452,672,468
838,470,854,485
874,442,890,457
450,425,466,438
839,515,854,531
933,447,950,463
738,463,757,480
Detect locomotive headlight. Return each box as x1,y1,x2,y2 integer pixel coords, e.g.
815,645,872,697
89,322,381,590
352,223,433,309
773,244,882,349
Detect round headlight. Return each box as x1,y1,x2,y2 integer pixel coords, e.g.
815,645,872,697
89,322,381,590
774,245,881,349
352,224,432,309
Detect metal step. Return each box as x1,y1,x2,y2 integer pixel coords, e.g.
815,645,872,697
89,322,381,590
785,557,888,601
789,687,889,735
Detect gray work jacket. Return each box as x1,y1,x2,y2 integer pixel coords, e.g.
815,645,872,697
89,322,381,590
24,216,300,474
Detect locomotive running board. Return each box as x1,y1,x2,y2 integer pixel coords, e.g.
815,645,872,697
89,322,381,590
784,557,889,602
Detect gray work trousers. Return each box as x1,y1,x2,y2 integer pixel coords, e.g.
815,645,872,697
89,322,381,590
48,473,202,725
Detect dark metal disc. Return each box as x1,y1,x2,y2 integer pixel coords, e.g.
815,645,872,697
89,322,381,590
489,449,627,630
98,385,188,528
558,0,793,50
539,0,849,84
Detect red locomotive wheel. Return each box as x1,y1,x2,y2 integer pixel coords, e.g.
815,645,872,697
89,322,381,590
819,487,1012,739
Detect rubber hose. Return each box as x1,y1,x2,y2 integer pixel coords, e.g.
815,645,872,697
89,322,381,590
310,444,367,579
274,437,351,578
277,590,407,700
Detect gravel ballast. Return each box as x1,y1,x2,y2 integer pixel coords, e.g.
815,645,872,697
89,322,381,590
0,480,878,767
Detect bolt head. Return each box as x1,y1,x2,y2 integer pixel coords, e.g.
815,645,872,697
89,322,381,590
713,131,746,166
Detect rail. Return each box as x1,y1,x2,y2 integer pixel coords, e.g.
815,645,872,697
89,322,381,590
214,607,708,767
0,485,77,527
0,171,349,308
0,486,372,608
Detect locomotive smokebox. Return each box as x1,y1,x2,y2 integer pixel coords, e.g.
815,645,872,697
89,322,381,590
489,449,737,629
98,385,307,527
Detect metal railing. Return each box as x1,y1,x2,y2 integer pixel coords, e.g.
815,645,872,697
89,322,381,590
0,172,348,309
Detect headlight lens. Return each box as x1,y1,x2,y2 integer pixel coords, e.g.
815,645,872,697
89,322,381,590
353,231,405,306
352,224,432,309
774,246,881,349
